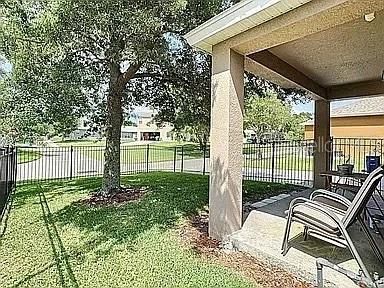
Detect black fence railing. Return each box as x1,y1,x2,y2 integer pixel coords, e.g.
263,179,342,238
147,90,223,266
332,138,384,172
14,138,384,188
17,144,210,184
0,147,17,216
243,139,314,186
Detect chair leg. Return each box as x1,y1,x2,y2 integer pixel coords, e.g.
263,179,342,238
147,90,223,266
316,261,324,288
341,226,373,283
303,226,309,241
358,216,384,263
281,213,294,256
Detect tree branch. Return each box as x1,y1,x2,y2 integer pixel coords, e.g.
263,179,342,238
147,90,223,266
131,72,162,79
118,62,142,88
15,37,44,44
70,48,107,63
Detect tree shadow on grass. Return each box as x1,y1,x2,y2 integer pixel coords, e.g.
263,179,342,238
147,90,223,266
14,178,103,208
19,172,295,267
51,173,209,259
9,185,80,288
37,187,79,288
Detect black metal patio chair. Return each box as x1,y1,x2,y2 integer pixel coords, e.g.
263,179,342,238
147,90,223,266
281,166,384,285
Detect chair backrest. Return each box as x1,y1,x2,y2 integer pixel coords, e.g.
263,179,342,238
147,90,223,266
342,166,384,228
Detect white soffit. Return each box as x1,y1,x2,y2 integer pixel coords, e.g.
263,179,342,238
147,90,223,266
184,0,313,53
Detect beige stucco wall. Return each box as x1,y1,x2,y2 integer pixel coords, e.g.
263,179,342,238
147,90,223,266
209,45,244,240
304,115,384,139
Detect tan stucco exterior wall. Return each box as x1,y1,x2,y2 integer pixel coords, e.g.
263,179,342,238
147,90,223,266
209,45,244,240
304,115,384,139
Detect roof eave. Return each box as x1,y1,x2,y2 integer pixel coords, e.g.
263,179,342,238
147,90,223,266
184,0,313,54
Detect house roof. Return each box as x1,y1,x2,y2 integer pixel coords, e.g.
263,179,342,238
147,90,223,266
331,96,384,117
184,0,312,53
304,96,384,125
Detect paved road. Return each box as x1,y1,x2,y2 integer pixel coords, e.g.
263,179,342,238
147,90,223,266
17,148,103,181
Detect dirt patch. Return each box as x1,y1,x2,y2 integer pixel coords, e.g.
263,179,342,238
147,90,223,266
80,186,148,207
179,211,314,288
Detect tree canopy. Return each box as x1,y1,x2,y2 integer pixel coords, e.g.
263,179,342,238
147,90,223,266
0,0,309,193
244,93,310,141
0,0,224,193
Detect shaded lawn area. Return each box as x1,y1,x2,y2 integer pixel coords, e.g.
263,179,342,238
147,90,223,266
17,150,42,164
0,172,293,288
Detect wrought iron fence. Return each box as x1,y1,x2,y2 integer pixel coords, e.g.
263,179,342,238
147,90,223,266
0,147,17,216
243,139,314,186
17,144,210,184
14,138,384,188
332,138,384,172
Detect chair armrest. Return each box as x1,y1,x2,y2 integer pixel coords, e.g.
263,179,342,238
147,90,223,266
310,189,352,210
287,197,345,228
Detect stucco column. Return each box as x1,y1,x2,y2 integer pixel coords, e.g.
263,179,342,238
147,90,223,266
313,100,331,188
209,44,244,240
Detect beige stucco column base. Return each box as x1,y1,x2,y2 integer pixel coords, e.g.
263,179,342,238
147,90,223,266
209,44,244,240
313,100,331,188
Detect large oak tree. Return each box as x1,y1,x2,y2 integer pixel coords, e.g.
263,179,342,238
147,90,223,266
0,0,222,194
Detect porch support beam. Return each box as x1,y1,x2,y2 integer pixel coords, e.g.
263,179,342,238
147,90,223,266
327,80,384,100
248,50,327,100
313,100,331,188
210,44,244,240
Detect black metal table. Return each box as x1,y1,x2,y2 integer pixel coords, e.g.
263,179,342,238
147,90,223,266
320,170,367,196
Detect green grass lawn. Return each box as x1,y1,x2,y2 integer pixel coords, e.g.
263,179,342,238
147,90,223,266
0,172,292,288
244,154,313,171
76,143,203,164
55,139,107,147
17,150,42,164
55,140,191,148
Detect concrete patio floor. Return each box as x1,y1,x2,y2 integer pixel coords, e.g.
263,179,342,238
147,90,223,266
229,189,384,288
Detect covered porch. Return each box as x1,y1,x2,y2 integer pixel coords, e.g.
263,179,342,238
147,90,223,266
230,188,384,287
185,0,384,286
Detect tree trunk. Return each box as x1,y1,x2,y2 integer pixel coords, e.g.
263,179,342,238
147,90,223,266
101,63,123,195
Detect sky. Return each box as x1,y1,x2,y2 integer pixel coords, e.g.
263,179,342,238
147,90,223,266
292,99,358,114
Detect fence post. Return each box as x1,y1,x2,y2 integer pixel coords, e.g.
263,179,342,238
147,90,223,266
146,144,150,173
181,146,184,173
5,146,9,198
70,146,73,180
329,137,334,171
271,141,276,182
202,145,206,176
13,147,17,189
173,147,177,173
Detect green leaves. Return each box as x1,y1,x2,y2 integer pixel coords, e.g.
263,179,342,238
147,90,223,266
244,93,310,140
0,0,250,146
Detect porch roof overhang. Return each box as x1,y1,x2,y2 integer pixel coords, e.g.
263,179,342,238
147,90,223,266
185,0,384,101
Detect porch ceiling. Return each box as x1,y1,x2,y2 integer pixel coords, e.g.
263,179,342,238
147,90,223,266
268,10,384,88
185,0,384,101
247,8,384,100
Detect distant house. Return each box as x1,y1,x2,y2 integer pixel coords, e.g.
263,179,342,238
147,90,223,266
69,111,174,141
304,96,384,139
132,111,174,141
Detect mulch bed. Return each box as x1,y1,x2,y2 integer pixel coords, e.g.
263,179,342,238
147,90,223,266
179,211,314,288
80,186,148,206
